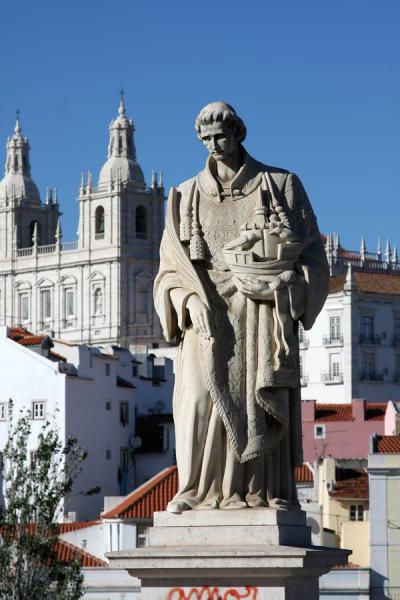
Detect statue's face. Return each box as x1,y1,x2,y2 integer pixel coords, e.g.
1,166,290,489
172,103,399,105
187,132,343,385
199,122,239,162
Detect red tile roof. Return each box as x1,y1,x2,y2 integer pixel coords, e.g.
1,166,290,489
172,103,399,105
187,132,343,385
55,539,106,567
295,464,314,483
329,271,400,296
314,402,385,423
102,465,178,519
58,521,100,534
365,404,387,421
329,471,369,499
315,404,353,422
375,435,400,454
102,464,314,519
9,327,47,346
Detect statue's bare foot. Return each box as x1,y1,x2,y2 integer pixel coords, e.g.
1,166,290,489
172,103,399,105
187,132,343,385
220,500,248,510
167,499,193,514
269,497,293,510
246,496,268,508
195,499,220,510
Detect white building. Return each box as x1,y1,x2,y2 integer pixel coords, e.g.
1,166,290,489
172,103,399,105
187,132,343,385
0,97,164,349
301,235,400,404
0,325,138,520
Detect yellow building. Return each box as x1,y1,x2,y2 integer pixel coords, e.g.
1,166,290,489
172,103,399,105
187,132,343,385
318,457,370,567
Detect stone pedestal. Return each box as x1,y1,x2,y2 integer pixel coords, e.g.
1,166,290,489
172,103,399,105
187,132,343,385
108,509,350,599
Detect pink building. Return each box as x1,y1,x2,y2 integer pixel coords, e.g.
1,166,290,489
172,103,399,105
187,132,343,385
301,399,399,461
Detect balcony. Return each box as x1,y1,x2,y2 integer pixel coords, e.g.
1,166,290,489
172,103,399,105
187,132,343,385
360,371,383,382
322,335,343,347
359,334,381,345
95,232,104,240
321,372,344,385
300,375,309,387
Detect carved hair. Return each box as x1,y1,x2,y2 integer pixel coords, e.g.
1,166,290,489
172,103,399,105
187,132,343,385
194,102,247,143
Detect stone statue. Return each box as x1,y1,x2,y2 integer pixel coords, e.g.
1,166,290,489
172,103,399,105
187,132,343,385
154,102,329,513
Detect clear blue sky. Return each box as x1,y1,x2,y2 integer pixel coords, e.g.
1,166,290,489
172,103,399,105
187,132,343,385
1,0,399,251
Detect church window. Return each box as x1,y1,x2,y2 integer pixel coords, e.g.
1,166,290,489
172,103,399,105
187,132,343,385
136,285,148,314
135,205,147,239
64,289,74,320
40,289,51,322
95,206,105,238
93,288,103,315
19,293,29,324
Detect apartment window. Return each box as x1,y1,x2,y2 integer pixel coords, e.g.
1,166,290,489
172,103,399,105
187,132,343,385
361,315,374,341
105,400,112,411
330,316,341,341
153,357,165,380
120,447,129,470
40,289,51,321
350,505,364,522
298,323,304,343
106,449,111,460
120,402,129,426
299,355,303,378
136,523,149,548
132,365,138,378
329,353,341,378
19,293,29,323
64,289,74,320
32,401,45,420
314,424,326,439
0,403,7,421
0,452,3,471
105,363,110,376
362,352,375,378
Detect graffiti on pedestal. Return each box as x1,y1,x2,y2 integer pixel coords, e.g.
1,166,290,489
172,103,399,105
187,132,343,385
166,586,259,599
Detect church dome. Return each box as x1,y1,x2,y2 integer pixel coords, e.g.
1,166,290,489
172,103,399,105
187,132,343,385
0,172,41,204
98,96,146,188
0,117,41,205
98,156,145,186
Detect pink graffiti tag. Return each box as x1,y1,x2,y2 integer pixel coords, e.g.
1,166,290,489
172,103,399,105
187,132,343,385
166,586,258,600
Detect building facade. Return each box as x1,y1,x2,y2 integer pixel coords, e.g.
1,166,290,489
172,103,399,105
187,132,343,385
0,98,164,349
301,235,400,404
0,325,137,520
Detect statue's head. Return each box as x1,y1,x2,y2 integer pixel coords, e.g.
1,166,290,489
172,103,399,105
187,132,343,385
195,102,246,162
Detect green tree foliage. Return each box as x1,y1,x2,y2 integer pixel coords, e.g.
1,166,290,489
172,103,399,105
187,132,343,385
0,403,89,599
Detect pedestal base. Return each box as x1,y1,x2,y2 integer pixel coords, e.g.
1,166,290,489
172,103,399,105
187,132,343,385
108,510,350,600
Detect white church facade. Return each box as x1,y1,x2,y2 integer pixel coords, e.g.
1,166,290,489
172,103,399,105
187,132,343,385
0,98,164,350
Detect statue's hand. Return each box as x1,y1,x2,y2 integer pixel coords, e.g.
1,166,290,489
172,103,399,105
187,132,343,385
234,271,297,301
187,295,213,339
233,276,275,301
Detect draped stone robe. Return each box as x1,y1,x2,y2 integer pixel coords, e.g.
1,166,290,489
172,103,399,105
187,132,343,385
154,152,329,510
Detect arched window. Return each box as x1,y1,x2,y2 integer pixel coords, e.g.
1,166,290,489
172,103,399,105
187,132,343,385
135,205,147,239
93,287,103,315
95,206,105,238
29,221,40,246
